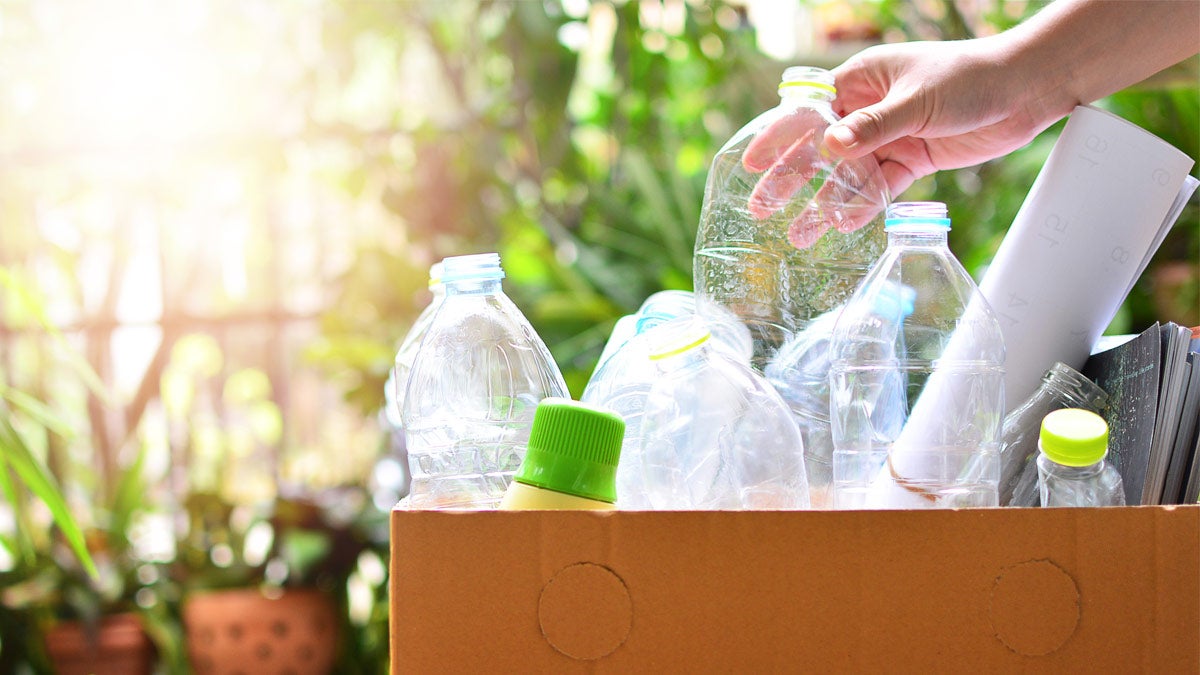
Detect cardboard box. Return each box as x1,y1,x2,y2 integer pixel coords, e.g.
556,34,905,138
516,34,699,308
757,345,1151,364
390,506,1199,672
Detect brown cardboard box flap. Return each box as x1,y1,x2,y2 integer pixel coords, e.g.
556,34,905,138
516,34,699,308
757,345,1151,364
390,506,1199,672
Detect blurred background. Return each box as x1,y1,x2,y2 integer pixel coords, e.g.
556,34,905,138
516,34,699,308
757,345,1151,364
0,0,1195,672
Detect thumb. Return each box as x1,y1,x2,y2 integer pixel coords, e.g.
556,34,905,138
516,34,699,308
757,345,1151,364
825,95,925,159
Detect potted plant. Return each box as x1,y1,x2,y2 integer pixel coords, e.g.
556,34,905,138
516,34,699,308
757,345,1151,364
176,490,375,675
0,267,179,674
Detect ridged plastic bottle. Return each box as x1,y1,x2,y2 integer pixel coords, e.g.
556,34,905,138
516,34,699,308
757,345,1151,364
829,202,1005,509
1037,408,1125,507
999,362,1108,506
638,318,809,510
401,253,569,509
694,65,889,375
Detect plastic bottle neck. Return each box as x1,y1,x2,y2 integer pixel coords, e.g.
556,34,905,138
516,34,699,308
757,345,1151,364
885,226,949,249
1042,455,1106,479
779,85,835,105
443,278,503,296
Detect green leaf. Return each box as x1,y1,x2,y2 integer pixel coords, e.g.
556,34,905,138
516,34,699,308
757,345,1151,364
0,385,76,440
0,417,97,578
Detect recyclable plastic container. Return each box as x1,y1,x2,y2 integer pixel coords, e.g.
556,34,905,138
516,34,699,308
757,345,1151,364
401,253,569,509
1037,408,1126,507
694,65,889,374
829,202,1005,509
638,318,809,509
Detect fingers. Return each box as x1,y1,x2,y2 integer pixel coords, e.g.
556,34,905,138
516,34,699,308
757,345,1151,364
743,107,827,172
747,129,826,220
787,156,890,249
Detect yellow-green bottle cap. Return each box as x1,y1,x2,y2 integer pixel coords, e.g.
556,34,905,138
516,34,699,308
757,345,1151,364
1039,408,1108,466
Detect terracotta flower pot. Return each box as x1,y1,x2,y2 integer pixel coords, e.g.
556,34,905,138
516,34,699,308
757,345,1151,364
183,588,339,675
43,612,155,675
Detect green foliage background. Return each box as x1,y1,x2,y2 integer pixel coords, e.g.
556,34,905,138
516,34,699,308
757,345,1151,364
313,0,1199,411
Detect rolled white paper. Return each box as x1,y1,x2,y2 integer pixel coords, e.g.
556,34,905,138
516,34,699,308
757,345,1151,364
861,105,1197,509
981,105,1197,411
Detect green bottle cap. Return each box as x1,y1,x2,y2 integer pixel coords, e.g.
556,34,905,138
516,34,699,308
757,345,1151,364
1039,408,1109,467
514,398,625,503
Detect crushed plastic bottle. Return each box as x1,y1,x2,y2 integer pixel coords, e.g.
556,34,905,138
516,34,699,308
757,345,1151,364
767,281,914,508
829,202,1005,509
638,318,809,509
694,66,889,373
401,253,569,509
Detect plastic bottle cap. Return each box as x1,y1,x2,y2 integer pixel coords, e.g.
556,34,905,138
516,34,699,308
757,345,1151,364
885,201,951,230
440,252,505,283
778,66,836,95
514,398,625,503
1039,408,1109,466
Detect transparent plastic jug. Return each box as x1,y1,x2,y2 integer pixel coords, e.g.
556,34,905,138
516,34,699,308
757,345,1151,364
638,318,809,509
401,253,569,509
694,66,889,373
829,202,1005,509
1037,408,1125,507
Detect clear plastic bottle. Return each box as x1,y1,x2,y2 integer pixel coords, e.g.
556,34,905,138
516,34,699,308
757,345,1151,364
390,261,445,424
401,253,569,509
499,398,624,511
583,315,688,509
638,318,809,510
829,202,1005,509
999,362,1108,506
766,281,914,508
1037,408,1125,507
694,66,889,373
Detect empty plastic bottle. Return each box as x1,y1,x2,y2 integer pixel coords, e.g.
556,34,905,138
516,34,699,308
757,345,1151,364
829,202,1005,509
694,66,889,372
390,261,445,425
999,362,1108,506
1037,408,1125,507
401,253,569,509
595,290,753,372
638,318,809,509
767,281,914,508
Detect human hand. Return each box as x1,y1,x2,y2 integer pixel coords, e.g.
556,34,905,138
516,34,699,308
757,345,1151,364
824,38,1054,196
744,107,890,249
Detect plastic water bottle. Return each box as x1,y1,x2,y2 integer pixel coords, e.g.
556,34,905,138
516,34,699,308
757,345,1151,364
638,318,809,509
694,66,889,372
1037,408,1125,507
390,261,445,424
999,362,1108,506
829,202,1005,509
499,398,624,511
401,253,569,509
766,282,914,508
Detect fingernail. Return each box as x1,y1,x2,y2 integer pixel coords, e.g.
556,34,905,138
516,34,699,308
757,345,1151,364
827,124,857,149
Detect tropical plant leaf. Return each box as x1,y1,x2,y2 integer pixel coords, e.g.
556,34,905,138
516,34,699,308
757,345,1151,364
0,417,96,578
